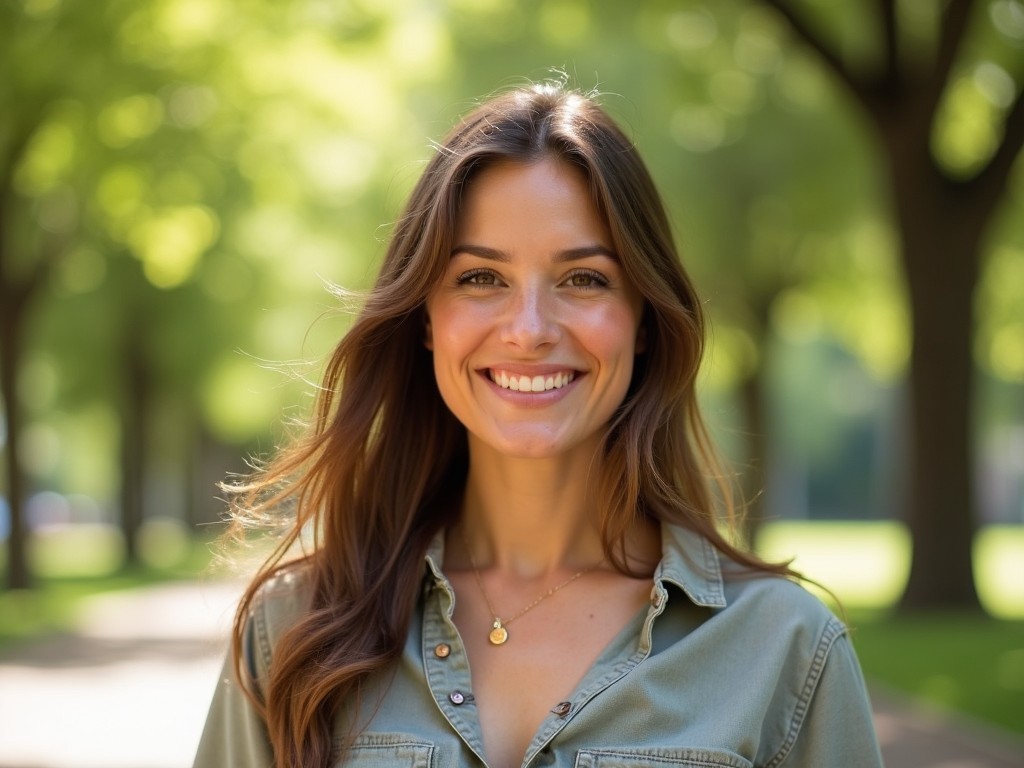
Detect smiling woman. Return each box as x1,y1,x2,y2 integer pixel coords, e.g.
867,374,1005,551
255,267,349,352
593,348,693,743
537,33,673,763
426,158,645,461
194,82,883,768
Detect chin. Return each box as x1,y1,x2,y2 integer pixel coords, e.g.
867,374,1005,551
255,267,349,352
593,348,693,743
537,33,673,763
472,427,601,462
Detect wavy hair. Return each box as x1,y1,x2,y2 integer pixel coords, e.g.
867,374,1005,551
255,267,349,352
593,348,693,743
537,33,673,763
225,82,793,767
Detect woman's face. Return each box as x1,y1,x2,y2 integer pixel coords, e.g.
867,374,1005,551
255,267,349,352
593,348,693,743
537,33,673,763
424,156,646,461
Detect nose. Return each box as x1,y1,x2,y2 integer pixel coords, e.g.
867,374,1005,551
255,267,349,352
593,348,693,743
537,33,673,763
499,282,561,350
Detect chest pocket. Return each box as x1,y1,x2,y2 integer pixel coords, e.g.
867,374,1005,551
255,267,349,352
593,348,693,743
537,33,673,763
335,733,435,768
575,747,752,768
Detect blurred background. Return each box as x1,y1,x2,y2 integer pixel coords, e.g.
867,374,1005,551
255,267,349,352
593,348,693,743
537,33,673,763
1,0,1022,763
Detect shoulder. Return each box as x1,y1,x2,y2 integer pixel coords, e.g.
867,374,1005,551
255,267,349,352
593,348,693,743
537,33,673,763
716,573,881,765
243,562,315,686
718,561,849,663
252,562,314,616
724,566,837,618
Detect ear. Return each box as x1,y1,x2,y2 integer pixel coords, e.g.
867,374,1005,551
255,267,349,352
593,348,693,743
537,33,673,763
424,313,434,350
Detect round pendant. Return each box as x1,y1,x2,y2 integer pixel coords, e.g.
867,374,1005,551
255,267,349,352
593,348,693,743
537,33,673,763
488,622,508,645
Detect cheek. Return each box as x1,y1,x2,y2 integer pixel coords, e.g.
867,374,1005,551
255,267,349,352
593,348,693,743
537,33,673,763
427,301,485,365
583,303,643,359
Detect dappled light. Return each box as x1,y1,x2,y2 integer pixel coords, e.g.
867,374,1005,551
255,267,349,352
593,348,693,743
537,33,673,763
1,0,1020,577
54,246,107,295
200,355,294,444
978,245,1024,381
14,113,79,197
667,9,718,53
934,72,1009,176
97,95,165,149
1,4,1022,759
130,205,220,288
734,12,783,75
671,105,729,152
991,0,1024,38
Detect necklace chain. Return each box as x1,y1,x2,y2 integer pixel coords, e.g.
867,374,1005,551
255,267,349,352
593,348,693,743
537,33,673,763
461,530,601,646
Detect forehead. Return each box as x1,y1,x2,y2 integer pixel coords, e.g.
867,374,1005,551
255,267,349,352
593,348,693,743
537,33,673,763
454,157,610,244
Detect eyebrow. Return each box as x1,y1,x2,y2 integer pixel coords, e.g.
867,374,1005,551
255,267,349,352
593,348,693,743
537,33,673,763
450,244,620,262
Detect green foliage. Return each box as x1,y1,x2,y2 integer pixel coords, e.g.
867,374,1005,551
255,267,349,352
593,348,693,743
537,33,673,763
2,0,1022,592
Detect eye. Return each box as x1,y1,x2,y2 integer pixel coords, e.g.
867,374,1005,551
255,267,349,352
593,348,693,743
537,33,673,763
456,268,502,287
563,269,610,289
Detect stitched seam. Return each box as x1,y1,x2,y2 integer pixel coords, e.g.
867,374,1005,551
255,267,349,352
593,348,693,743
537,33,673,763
700,537,726,606
254,591,273,676
581,749,750,767
335,739,435,767
764,617,846,768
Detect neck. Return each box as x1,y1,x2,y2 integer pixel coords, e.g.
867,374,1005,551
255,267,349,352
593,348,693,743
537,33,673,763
452,438,608,579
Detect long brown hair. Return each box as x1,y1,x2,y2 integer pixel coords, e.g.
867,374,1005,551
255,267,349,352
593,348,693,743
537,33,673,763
225,82,794,767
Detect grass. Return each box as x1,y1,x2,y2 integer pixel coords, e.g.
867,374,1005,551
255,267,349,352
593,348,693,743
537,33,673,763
851,612,1024,737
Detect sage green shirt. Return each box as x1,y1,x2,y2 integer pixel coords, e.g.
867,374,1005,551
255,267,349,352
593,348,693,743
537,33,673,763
194,524,883,767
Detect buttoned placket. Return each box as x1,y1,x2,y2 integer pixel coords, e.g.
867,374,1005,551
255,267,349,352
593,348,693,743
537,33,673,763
417,526,728,767
518,582,671,767
421,565,489,765
420,553,677,768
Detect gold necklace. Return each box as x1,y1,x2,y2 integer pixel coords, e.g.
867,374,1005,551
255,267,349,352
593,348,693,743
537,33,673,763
462,533,602,646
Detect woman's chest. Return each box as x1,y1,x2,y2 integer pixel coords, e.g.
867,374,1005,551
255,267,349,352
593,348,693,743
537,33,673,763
334,593,781,768
447,570,654,768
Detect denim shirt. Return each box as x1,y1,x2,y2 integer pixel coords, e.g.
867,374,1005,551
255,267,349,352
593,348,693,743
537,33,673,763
194,524,883,767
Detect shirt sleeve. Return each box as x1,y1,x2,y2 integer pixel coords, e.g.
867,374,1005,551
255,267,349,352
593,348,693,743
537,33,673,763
192,620,274,768
771,629,883,767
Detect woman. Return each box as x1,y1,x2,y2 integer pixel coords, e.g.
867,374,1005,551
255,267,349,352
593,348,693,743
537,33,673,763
195,83,882,768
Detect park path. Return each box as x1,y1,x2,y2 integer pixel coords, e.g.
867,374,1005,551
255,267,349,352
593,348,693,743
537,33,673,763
0,580,1021,768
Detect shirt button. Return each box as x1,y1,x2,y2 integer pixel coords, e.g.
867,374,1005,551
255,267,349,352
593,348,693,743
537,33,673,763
551,701,572,717
434,643,451,658
449,690,466,705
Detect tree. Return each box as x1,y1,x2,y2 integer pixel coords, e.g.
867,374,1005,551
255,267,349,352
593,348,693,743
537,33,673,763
749,0,1024,609
1,0,459,587
0,121,42,588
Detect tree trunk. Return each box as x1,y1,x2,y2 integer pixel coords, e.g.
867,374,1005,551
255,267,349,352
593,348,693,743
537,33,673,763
886,133,984,611
0,296,31,590
119,330,148,566
747,0,1024,612
735,282,780,549
739,339,770,548
0,175,38,590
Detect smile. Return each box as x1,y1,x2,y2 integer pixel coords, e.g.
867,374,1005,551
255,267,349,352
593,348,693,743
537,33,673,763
488,369,576,393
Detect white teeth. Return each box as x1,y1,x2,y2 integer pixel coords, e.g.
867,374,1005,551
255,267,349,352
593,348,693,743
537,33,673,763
489,369,575,392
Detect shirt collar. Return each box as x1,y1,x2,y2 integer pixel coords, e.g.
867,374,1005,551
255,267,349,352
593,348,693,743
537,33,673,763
424,529,447,584
422,522,727,609
656,523,727,609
